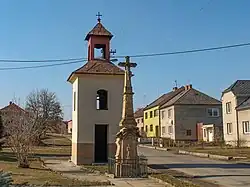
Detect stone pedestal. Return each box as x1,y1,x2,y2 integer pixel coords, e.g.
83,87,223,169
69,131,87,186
114,126,140,177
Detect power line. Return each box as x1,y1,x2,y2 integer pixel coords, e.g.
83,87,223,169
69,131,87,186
114,42,250,58
0,60,85,70
0,42,249,70
0,57,86,63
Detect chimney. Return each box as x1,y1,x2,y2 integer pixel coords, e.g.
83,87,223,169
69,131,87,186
9,101,12,105
173,87,178,91
185,84,192,90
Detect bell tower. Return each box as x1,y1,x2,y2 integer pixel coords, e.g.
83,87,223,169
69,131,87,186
67,13,124,165
85,12,113,61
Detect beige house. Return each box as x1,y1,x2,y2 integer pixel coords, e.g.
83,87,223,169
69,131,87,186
67,18,124,165
134,108,144,134
160,84,222,141
222,80,250,146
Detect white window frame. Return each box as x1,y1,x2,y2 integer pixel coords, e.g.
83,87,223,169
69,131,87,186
161,111,165,119
168,125,173,134
243,121,250,134
207,108,219,117
226,102,232,114
227,123,232,134
162,126,166,134
154,109,159,117
168,109,172,119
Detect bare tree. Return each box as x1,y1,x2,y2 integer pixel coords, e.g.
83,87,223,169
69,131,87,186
3,111,38,168
25,89,63,144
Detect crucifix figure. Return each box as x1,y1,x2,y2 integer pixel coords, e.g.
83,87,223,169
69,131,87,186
96,12,102,23
126,144,131,159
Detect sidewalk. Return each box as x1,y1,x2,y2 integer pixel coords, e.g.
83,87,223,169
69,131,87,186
43,159,166,187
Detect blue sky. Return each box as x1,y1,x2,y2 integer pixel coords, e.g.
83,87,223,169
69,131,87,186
0,0,250,120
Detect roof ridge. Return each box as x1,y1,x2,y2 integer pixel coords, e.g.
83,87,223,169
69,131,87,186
171,89,191,104
144,93,166,110
192,88,221,102
85,22,113,41
236,96,250,109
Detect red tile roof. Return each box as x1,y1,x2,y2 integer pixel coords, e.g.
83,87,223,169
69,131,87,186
85,22,113,40
134,108,144,118
67,59,124,82
0,102,27,114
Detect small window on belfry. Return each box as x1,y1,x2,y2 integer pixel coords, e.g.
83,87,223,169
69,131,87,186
96,89,108,110
94,44,106,59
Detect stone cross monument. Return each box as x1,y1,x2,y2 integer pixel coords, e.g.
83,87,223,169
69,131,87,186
115,56,140,177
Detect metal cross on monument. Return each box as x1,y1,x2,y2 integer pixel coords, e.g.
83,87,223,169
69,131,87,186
110,49,117,56
96,12,102,23
118,56,137,127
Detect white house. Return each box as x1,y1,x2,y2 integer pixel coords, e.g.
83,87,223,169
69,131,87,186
222,80,250,147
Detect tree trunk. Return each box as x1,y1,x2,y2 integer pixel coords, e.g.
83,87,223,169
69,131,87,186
17,157,30,168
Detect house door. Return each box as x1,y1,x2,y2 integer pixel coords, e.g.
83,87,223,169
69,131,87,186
208,128,213,142
94,125,108,163
155,126,159,137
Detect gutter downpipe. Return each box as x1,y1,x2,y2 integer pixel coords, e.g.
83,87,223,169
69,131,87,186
236,108,240,148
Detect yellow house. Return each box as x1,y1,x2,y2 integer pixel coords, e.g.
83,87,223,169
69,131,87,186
144,106,160,137
143,86,185,137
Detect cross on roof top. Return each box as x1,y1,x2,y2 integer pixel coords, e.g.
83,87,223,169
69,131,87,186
96,12,102,23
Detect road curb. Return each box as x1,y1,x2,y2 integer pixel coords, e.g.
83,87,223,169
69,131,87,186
236,162,250,165
178,150,246,161
138,144,170,151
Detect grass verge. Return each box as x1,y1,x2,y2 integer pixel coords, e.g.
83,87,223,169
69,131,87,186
81,165,108,174
0,134,111,186
151,173,199,187
0,157,105,186
181,147,250,159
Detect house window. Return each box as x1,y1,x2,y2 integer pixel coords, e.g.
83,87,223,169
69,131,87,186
186,129,192,136
154,109,158,117
145,125,148,132
73,91,76,111
145,112,148,119
162,127,166,134
161,111,165,119
243,121,250,134
226,102,232,114
141,118,144,123
150,111,153,118
141,127,144,132
227,123,232,134
96,89,108,110
137,119,140,123
168,109,172,118
168,126,173,134
207,108,219,117
150,124,153,131
203,129,206,137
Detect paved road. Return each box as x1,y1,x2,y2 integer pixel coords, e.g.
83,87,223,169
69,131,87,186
138,147,250,187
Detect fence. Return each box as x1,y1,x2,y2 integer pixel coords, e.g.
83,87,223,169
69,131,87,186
144,137,250,149
108,156,148,178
